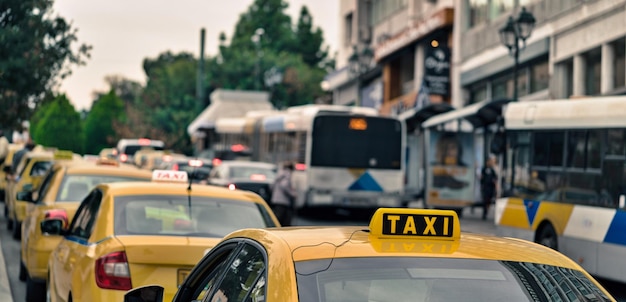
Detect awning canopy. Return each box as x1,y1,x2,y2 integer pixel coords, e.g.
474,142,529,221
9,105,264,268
422,98,513,129
398,103,455,132
187,89,273,137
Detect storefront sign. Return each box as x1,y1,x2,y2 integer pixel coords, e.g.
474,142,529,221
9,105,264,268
424,46,450,97
374,8,453,62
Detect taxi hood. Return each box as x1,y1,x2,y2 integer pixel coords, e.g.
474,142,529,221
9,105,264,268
116,236,221,266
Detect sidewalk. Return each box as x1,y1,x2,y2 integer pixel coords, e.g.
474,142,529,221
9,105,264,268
0,238,12,302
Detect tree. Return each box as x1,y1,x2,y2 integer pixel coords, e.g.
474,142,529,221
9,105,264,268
0,0,91,130
294,6,328,68
83,90,125,154
128,51,202,154
30,94,84,153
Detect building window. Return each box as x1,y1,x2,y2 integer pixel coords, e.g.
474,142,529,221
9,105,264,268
556,58,574,98
489,0,515,20
530,60,549,93
468,0,489,27
468,82,488,104
492,74,511,99
584,47,601,96
613,38,626,90
371,0,408,25
400,51,415,95
344,13,353,46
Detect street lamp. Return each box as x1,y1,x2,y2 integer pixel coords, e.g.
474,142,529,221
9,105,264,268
499,7,536,101
348,44,374,106
251,28,265,90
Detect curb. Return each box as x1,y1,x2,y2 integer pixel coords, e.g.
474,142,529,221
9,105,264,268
0,238,13,302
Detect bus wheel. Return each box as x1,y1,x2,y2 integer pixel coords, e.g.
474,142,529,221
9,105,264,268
536,224,558,250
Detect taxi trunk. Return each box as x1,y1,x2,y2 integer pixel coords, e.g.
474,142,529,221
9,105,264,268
116,236,220,299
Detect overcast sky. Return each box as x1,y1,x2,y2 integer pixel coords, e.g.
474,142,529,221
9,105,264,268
52,0,339,110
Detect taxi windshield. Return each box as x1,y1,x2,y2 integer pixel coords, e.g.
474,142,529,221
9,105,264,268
295,258,611,302
113,195,277,238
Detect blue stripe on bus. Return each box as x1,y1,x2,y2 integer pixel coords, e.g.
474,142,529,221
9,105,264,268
348,172,383,192
523,199,540,226
604,210,626,245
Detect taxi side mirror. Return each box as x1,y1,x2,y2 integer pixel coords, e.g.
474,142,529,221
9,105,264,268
124,285,164,302
16,191,32,202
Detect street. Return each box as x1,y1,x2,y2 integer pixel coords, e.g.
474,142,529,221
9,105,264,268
1,205,625,301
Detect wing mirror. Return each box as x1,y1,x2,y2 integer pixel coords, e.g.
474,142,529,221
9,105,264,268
124,285,164,302
40,209,69,235
16,191,32,202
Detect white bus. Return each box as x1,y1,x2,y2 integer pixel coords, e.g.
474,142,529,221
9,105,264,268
215,104,406,210
495,96,626,283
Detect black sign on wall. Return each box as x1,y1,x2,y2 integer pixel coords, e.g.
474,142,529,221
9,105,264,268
424,46,451,97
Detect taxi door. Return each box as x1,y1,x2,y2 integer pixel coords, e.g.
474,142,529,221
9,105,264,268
50,189,103,301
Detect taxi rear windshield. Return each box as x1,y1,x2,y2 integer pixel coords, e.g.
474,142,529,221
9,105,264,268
113,195,277,237
56,175,148,202
295,258,611,302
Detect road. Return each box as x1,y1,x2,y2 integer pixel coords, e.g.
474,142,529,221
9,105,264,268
1,205,624,301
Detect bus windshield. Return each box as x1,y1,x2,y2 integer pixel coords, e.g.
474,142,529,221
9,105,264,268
310,115,402,170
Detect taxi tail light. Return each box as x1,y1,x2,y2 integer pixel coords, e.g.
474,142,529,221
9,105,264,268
228,183,236,190
212,158,222,166
172,163,179,171
95,251,132,291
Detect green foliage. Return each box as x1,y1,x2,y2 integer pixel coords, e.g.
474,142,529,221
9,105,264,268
83,90,125,154
0,0,91,130
136,51,201,154
31,94,84,154
211,1,330,108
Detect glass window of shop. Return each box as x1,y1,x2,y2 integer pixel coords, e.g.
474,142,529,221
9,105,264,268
468,82,488,104
530,60,549,93
491,69,528,99
584,47,602,96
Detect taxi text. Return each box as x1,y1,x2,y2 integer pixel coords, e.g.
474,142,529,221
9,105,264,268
382,213,454,237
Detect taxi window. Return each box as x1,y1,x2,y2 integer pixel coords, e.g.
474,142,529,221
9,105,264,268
29,161,52,176
34,169,57,203
68,189,103,239
113,195,277,237
56,175,149,202
294,258,611,302
211,244,266,302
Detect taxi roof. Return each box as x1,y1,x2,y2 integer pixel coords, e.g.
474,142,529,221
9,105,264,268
223,212,584,270
97,181,264,201
62,162,153,177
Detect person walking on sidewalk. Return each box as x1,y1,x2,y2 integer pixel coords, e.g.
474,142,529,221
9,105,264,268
480,155,498,220
271,161,296,226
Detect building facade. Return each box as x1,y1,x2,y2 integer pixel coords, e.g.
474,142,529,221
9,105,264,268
456,0,626,107
328,0,626,111
325,0,455,116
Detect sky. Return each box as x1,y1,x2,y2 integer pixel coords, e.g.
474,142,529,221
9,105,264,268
52,0,339,111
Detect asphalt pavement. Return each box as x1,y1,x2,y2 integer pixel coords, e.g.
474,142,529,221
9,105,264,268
0,235,12,302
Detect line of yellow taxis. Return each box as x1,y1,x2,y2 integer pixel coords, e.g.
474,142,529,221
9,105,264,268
4,144,617,301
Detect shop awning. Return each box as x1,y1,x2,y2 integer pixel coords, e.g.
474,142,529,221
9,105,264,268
187,89,273,137
398,103,455,132
422,98,513,129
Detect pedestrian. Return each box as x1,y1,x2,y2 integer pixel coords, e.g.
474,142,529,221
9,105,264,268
480,155,498,220
271,161,296,226
11,140,36,175
0,130,8,165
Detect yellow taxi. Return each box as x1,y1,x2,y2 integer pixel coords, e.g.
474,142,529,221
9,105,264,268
19,159,153,302
45,169,280,302
6,150,56,235
127,208,616,302
8,150,80,239
1,143,24,202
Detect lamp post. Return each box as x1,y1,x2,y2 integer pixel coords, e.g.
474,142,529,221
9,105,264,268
348,44,374,106
251,28,265,90
499,7,536,101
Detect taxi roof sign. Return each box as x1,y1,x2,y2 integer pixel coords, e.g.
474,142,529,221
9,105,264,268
152,170,188,183
368,208,460,240
54,150,75,160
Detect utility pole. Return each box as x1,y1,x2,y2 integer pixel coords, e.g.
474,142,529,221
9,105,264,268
197,28,206,105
